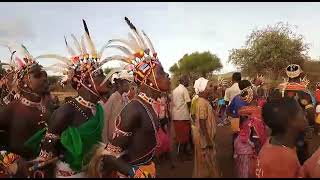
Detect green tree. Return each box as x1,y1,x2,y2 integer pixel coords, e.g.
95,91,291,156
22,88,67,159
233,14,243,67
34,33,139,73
303,59,320,90
170,51,223,78
228,22,309,80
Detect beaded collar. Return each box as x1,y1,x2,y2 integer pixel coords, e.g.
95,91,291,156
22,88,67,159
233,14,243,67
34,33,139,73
67,100,90,121
68,96,97,120
20,96,47,127
137,92,161,117
75,96,96,112
20,97,46,115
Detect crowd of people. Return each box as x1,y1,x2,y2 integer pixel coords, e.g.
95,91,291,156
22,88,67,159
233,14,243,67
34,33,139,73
0,17,319,179
153,63,320,178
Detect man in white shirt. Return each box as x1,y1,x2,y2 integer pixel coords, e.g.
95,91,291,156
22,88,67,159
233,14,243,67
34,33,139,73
224,72,241,154
171,76,192,159
224,72,241,105
225,72,241,136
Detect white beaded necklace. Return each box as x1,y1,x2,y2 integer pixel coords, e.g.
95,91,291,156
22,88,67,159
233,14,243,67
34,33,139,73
20,97,47,127
20,97,46,115
75,96,96,114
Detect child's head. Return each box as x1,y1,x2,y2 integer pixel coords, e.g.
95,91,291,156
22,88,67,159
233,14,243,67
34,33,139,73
262,97,307,136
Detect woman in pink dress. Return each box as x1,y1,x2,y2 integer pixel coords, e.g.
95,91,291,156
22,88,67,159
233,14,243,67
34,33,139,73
234,80,267,178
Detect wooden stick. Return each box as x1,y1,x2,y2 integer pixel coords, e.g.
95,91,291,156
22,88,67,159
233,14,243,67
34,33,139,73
28,157,59,172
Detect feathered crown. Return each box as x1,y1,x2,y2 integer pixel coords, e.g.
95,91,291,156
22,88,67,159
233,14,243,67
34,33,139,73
101,17,162,90
0,43,45,96
251,74,265,85
0,43,43,79
37,20,100,76
35,19,116,92
279,64,309,93
279,75,310,98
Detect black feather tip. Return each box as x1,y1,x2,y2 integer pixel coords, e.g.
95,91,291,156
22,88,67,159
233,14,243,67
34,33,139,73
124,17,137,31
21,44,30,54
64,36,68,46
82,19,90,38
10,51,16,61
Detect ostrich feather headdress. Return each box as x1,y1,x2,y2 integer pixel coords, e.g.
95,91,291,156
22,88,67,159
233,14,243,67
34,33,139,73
0,43,41,79
101,17,162,91
0,43,46,96
35,19,117,93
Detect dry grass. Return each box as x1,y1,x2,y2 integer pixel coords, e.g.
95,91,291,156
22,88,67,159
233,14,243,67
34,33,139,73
51,91,77,102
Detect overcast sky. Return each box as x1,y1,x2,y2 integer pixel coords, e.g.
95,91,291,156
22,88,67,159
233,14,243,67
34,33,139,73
1,2,320,75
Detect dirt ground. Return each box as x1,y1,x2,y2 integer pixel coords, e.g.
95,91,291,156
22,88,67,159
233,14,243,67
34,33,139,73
51,91,77,102
157,125,320,178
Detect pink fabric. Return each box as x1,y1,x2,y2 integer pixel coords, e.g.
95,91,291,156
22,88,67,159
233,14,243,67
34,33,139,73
235,154,256,178
234,135,257,178
234,135,255,155
316,89,320,104
235,105,267,178
238,106,267,147
238,106,262,120
156,128,171,156
239,117,267,147
234,116,267,178
257,98,266,108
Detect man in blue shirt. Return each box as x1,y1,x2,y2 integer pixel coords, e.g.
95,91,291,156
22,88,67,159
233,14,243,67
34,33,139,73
228,94,248,118
227,80,251,130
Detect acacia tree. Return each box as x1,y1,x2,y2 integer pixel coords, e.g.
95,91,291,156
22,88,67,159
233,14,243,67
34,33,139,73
302,59,320,90
169,51,223,85
228,22,309,80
